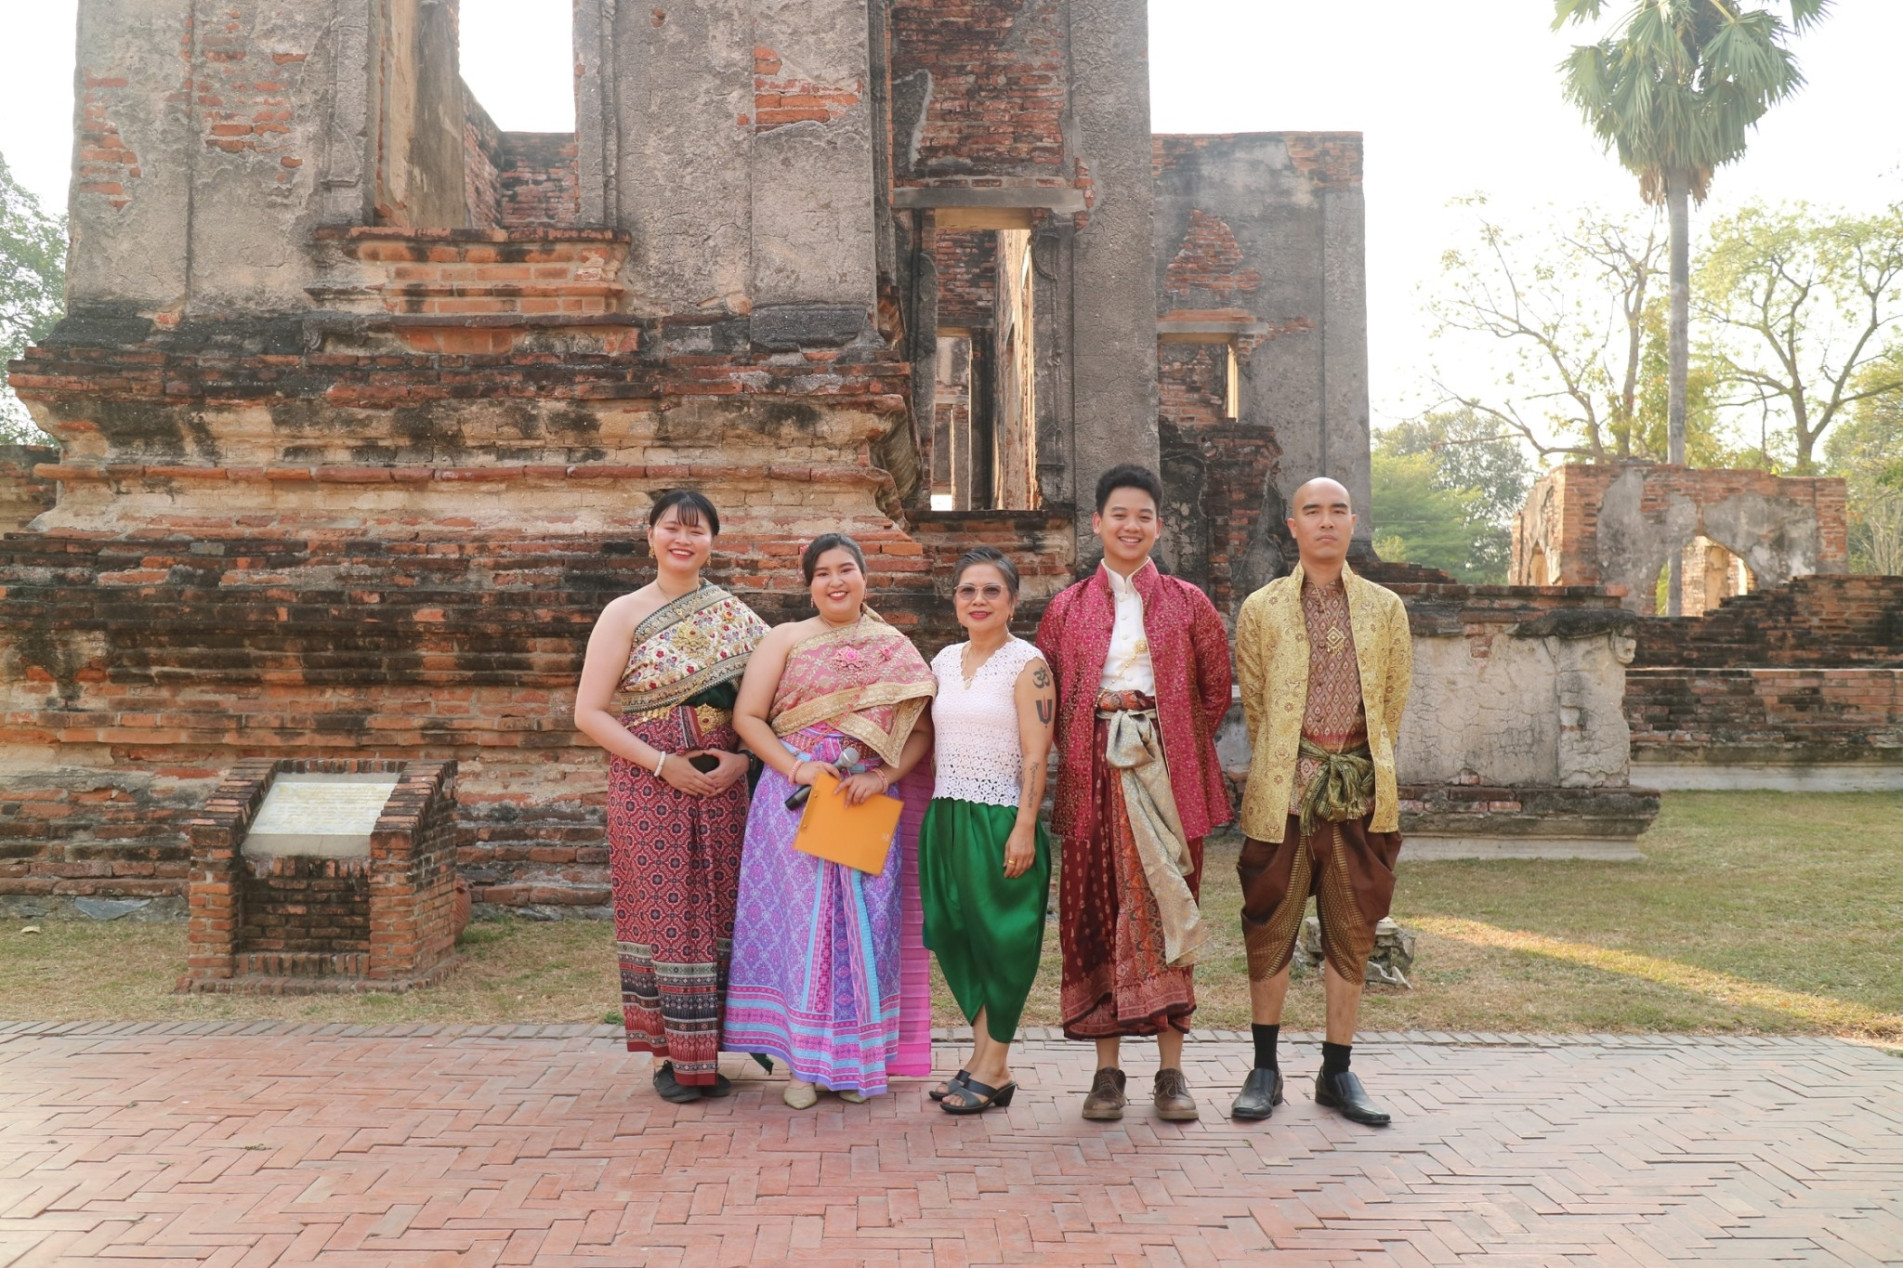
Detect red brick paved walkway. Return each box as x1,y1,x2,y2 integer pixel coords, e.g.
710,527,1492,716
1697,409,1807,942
1,1024,1898,1265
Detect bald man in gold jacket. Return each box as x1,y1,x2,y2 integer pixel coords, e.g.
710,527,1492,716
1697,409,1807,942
1229,476,1412,1128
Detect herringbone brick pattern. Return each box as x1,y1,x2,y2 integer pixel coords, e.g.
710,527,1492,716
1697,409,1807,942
1,1024,1897,1265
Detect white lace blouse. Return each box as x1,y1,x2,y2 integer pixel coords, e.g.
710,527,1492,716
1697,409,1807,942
929,637,1044,808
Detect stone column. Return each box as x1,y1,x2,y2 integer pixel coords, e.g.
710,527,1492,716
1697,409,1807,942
65,0,197,320
1066,0,1160,552
1320,179,1373,552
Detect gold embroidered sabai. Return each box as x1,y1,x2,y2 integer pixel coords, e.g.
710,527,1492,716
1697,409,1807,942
619,584,768,712
769,609,936,767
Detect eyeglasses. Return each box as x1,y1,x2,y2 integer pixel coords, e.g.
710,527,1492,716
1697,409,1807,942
954,584,1010,602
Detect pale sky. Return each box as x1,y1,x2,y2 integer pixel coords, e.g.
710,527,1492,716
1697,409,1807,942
3,0,1898,439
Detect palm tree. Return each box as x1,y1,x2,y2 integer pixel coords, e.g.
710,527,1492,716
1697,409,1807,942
1553,0,1826,614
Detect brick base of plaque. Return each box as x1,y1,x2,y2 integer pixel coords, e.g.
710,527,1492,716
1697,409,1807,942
178,758,464,995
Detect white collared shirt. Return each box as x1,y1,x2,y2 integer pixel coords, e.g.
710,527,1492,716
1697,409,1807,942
1098,562,1156,694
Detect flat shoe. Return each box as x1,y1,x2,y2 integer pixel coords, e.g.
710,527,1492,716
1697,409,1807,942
835,1089,868,1104
652,1061,702,1104
1081,1067,1127,1121
1153,1067,1200,1122
941,1077,1017,1115
1315,1070,1391,1127
1230,1067,1285,1122
699,1073,735,1098
929,1069,972,1102
783,1080,819,1110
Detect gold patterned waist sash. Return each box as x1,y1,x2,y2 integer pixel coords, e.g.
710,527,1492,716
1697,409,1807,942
621,703,734,735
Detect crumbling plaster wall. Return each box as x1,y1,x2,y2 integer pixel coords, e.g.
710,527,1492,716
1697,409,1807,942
1152,133,1371,570
1400,614,1637,791
576,0,878,335
1513,463,1849,613
64,0,469,329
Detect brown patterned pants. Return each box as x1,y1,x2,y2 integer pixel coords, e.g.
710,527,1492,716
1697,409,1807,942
1238,813,1402,984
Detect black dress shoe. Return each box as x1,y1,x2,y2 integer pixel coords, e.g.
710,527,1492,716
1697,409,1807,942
1314,1070,1391,1126
1230,1067,1285,1122
653,1061,703,1104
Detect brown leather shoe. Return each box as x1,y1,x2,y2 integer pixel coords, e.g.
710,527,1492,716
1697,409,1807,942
1153,1067,1199,1121
1081,1067,1127,1121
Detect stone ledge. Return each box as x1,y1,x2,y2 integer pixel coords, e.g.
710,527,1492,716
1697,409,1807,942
1631,757,1903,793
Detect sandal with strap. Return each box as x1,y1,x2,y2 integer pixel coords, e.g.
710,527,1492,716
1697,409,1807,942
929,1070,973,1102
940,1077,1017,1115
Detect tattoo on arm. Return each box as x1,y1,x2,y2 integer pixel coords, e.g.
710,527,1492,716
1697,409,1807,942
1036,698,1053,725
1031,665,1050,689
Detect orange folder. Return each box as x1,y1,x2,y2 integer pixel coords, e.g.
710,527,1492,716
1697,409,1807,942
792,772,904,876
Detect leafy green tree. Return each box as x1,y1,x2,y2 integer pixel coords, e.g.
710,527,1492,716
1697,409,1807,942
1428,202,1724,462
1,152,65,441
1633,297,1734,464
1369,449,1495,584
1824,364,1903,573
1378,409,1535,582
1696,202,1903,473
1555,0,1825,471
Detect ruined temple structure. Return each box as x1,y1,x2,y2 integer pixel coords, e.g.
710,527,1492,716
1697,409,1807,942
2,0,1666,913
1511,462,1902,791
0,0,1383,912
1511,461,1848,616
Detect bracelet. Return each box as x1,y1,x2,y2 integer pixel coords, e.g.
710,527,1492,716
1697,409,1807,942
877,770,892,792
653,751,668,777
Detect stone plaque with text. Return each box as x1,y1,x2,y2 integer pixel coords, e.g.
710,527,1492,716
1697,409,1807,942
241,773,400,859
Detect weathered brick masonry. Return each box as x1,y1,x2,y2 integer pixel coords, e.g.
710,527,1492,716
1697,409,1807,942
888,0,1073,189
1624,576,1903,778
8,0,1651,907
180,757,461,992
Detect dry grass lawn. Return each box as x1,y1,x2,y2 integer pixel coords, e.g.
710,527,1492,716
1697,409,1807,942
4,792,1899,1039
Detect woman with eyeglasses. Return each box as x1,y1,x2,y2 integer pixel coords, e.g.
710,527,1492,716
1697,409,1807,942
917,547,1055,1114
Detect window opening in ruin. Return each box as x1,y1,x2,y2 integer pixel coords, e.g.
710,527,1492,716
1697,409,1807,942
1527,546,1551,586
1680,535,1754,615
932,335,972,511
458,0,575,131
931,223,1040,512
991,229,1039,510
455,0,581,230
1224,343,1241,422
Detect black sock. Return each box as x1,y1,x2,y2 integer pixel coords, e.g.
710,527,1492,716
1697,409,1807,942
1321,1041,1352,1078
1252,1023,1280,1071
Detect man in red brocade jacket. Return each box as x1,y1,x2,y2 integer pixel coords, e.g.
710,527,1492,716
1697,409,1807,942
1036,464,1234,1124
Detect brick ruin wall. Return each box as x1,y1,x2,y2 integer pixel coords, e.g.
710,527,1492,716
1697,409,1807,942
0,489,1074,913
1513,462,1849,604
887,0,1072,190
1157,343,1285,617
463,94,580,231
1625,575,1903,768
933,229,997,329
1508,462,1892,774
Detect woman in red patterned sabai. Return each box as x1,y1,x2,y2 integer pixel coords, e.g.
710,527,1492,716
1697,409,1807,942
572,490,768,1104
1036,464,1234,1124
